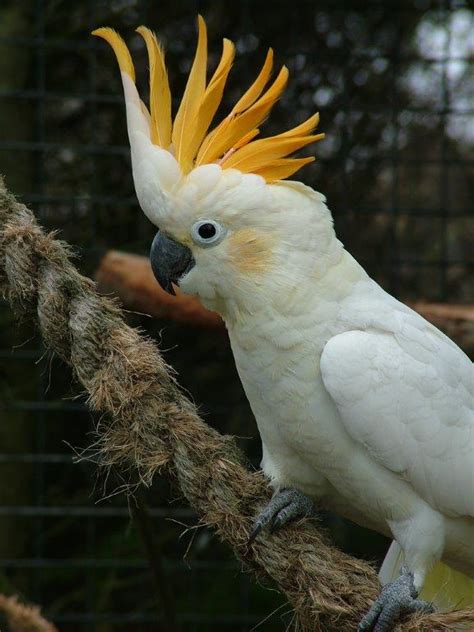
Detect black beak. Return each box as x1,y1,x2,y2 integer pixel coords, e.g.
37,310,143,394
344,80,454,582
150,231,195,296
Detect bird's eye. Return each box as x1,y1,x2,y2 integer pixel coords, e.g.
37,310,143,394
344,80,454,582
198,223,216,239
191,219,226,248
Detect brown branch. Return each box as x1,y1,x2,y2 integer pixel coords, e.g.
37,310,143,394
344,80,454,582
1,178,473,631
0,595,58,632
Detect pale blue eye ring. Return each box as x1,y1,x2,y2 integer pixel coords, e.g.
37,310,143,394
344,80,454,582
191,219,227,248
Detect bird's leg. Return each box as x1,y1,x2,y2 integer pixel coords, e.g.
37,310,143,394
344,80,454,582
358,566,434,632
248,487,317,544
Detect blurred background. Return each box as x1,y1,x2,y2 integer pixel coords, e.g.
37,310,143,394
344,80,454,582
0,0,473,630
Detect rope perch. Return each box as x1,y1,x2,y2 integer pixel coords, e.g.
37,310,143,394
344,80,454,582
0,594,58,632
0,178,472,632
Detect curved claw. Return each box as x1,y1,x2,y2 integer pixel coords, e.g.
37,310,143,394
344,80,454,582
359,569,434,632
248,488,316,545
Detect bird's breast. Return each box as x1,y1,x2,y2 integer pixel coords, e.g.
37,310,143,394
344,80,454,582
227,318,354,485
226,315,424,533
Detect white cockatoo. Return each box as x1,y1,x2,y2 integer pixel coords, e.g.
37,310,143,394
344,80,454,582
93,17,474,631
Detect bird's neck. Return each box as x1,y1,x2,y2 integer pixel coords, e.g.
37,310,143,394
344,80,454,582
220,241,369,330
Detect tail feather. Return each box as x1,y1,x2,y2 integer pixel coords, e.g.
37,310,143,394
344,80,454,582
380,541,474,610
421,562,474,611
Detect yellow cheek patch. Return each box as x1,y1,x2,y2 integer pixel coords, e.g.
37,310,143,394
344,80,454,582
227,229,275,273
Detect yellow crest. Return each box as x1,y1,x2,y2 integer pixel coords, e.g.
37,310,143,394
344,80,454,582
92,16,324,182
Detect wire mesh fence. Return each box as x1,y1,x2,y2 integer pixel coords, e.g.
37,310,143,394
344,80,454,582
0,0,472,630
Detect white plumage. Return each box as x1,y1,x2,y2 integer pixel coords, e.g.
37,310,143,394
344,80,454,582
321,325,473,519
189,182,474,609
140,163,474,610
94,20,474,615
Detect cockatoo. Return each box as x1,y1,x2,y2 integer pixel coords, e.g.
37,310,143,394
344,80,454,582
92,17,474,631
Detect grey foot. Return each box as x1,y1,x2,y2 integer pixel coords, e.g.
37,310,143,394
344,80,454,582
248,488,316,544
358,568,434,632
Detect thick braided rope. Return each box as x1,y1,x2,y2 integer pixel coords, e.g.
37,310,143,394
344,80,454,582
0,594,58,632
1,179,472,632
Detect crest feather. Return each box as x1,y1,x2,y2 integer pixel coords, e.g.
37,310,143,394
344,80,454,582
92,27,135,81
196,66,289,166
222,134,322,172
136,27,172,148
172,15,208,172
232,128,260,150
231,48,274,114
187,38,235,166
93,16,324,182
253,157,315,181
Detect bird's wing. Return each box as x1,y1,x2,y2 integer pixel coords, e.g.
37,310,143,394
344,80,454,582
320,318,474,518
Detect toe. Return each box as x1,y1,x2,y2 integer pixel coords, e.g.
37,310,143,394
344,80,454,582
270,501,306,532
372,604,401,632
358,600,383,631
407,599,434,615
248,493,292,544
358,570,435,632
248,511,274,544
248,488,316,543
247,520,263,545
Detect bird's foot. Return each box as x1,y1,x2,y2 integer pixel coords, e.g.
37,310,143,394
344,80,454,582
358,567,434,632
248,487,317,544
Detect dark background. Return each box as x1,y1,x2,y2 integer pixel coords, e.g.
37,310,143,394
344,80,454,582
0,0,473,630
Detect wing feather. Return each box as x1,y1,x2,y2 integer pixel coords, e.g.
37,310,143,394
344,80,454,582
320,325,474,518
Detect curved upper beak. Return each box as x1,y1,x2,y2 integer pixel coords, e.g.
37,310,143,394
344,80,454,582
150,231,195,296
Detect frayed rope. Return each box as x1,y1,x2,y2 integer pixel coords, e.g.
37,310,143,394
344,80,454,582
0,594,58,632
1,177,472,631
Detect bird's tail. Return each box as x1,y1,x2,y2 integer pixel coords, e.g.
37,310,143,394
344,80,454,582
379,540,474,610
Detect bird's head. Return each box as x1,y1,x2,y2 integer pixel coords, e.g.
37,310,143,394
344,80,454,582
93,18,338,320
